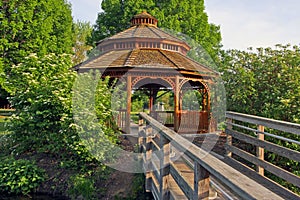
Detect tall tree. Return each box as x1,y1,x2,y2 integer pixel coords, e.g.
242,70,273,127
0,0,73,77
0,0,73,106
91,0,222,61
72,21,93,65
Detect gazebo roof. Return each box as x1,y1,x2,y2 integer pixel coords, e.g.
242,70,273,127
76,49,217,76
76,11,218,76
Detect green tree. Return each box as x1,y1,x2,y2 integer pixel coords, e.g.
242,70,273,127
219,44,300,194
0,0,73,82
91,0,222,61
220,44,300,123
72,21,93,65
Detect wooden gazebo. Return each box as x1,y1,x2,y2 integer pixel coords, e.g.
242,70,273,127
76,11,219,134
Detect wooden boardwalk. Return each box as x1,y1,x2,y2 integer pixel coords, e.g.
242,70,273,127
136,112,300,200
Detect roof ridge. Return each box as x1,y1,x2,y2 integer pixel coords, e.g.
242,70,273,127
124,50,136,66
131,26,139,37
158,49,181,69
183,53,219,74
146,25,163,39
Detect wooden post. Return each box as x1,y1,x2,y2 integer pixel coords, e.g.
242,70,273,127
126,75,132,134
159,135,170,199
194,162,210,200
145,122,153,192
256,125,265,176
226,118,233,157
138,115,144,153
174,76,180,132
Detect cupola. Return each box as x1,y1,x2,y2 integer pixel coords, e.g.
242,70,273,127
130,11,158,27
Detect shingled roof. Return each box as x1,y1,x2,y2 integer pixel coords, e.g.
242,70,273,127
77,49,216,75
77,11,218,76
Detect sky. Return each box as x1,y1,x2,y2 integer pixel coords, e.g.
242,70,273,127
68,0,300,50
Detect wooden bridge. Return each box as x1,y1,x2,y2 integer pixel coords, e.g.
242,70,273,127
137,111,300,199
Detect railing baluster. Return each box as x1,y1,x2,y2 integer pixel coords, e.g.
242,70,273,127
138,115,144,153
159,135,170,199
226,118,233,157
145,122,153,192
194,162,210,200
256,125,265,176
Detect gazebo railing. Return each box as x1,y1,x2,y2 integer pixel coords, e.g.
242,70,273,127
116,109,209,134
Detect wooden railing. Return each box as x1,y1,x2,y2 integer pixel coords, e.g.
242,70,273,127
225,111,300,195
138,112,286,200
177,111,209,133
150,111,174,127
150,110,209,133
0,109,15,117
116,109,126,131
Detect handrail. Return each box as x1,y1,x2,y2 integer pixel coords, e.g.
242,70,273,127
138,112,285,200
226,111,300,135
225,111,300,195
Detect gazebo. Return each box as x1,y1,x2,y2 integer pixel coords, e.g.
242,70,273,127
75,11,219,134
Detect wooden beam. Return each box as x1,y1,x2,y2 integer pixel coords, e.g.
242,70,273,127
256,125,265,176
159,135,170,200
126,75,132,134
226,128,300,162
195,162,210,200
226,118,233,157
226,111,300,136
174,75,180,132
226,145,300,188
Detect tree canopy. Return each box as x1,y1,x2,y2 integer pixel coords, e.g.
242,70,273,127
91,0,222,61
0,0,73,75
220,44,300,123
72,21,93,65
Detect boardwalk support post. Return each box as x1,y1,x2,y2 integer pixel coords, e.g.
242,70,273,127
194,162,210,200
256,125,265,176
226,118,233,157
145,122,153,192
159,135,170,199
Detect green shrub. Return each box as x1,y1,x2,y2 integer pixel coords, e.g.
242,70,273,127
0,158,46,195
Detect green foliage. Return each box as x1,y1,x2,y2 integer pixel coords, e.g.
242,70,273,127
5,53,99,172
182,90,202,110
72,21,93,65
0,157,46,195
131,90,149,112
7,53,76,153
91,0,222,61
0,0,73,105
220,44,300,193
72,70,121,165
68,174,96,199
220,44,300,123
0,0,73,72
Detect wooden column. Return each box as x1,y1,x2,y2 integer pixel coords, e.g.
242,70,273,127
126,75,132,134
174,76,180,132
149,89,154,113
138,115,144,154
194,162,210,200
226,118,233,157
145,122,153,192
256,125,265,176
159,135,170,199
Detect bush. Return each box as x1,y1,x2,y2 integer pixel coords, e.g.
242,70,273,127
0,157,46,195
